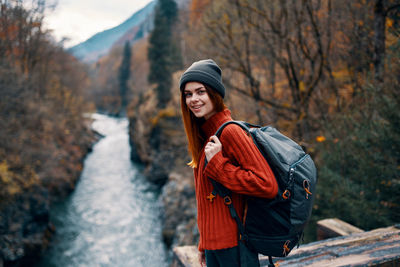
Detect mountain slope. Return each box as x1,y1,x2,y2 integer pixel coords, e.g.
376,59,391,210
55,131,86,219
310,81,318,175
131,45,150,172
68,1,156,63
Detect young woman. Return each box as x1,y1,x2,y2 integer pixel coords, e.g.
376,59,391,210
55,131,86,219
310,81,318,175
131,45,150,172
179,59,278,267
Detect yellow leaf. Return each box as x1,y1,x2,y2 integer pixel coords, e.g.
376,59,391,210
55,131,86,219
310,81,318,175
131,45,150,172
386,18,393,28
223,13,231,26
316,136,326,142
150,108,177,126
0,161,21,195
0,161,11,183
298,112,306,121
299,81,306,92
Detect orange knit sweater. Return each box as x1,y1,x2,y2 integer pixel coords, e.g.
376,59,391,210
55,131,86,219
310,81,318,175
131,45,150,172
194,109,278,252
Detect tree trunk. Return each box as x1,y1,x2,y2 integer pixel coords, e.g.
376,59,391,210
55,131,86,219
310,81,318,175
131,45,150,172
373,0,386,84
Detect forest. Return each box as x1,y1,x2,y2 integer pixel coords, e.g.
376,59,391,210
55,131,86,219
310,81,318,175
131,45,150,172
0,0,96,264
0,0,96,203
0,0,399,265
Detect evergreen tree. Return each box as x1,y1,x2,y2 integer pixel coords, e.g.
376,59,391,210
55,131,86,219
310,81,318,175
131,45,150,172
314,78,400,231
119,41,131,113
148,0,182,108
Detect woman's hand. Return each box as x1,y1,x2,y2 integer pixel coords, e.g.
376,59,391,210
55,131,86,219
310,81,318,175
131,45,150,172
199,250,206,267
205,135,222,162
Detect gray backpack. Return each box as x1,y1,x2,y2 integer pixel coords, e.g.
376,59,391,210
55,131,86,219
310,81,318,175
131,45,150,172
206,121,317,266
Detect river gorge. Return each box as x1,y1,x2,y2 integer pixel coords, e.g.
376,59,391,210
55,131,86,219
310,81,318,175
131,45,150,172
36,114,168,267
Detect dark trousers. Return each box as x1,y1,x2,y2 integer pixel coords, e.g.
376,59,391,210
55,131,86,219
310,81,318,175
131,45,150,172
205,243,260,267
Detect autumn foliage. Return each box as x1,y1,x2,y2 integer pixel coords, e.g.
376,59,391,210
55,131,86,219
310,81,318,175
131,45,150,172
0,1,93,205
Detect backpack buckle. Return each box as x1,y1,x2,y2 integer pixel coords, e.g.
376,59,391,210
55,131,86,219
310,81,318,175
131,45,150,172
239,233,248,241
282,189,291,200
223,196,232,205
303,180,312,199
283,240,291,256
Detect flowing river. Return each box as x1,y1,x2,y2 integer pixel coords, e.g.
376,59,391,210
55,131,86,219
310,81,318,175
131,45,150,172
36,114,168,267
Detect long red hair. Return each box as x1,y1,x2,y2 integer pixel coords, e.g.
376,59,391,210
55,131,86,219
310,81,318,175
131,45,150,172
181,84,226,168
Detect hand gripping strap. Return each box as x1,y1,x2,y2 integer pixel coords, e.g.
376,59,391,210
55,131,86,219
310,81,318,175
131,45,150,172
203,120,259,168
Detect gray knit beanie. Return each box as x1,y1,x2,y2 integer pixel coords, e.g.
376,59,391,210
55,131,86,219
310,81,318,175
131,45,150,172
179,59,226,98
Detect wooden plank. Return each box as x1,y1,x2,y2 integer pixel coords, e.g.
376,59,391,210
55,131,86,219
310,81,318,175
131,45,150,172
317,218,364,240
260,225,400,267
172,225,400,267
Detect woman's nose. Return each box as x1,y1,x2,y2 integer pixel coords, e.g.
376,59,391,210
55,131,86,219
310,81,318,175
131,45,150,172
191,93,199,102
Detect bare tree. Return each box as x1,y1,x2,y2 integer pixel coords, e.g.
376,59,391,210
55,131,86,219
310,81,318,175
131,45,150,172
373,0,400,84
196,0,331,139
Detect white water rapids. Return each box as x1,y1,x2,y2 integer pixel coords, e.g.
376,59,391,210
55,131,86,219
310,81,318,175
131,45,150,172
36,114,168,267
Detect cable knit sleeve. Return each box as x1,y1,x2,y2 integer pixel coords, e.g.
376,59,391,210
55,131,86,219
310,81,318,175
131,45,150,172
204,124,278,198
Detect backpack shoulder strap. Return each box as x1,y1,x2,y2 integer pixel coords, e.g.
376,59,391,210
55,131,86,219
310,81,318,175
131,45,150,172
204,120,260,240
213,120,259,138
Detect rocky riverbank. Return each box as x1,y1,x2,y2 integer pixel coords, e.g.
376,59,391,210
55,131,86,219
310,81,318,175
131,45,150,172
0,118,98,267
128,79,199,253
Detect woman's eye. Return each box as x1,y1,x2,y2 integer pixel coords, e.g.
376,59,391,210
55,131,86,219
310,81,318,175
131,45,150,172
185,92,192,98
199,90,206,94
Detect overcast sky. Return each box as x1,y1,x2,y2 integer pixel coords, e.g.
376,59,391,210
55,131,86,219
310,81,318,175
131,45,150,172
44,0,153,48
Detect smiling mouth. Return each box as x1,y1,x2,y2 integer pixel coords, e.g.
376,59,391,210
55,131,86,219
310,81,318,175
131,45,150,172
191,105,203,111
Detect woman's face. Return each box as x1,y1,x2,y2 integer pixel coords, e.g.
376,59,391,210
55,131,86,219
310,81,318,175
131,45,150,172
184,82,216,120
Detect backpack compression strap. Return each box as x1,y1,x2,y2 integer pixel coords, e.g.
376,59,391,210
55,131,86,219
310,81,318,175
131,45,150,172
203,121,259,241
209,178,246,238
